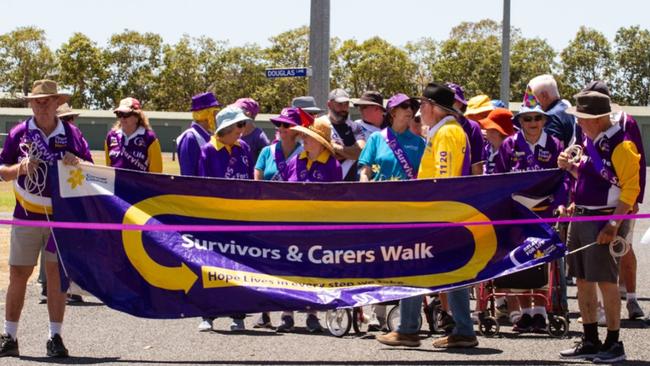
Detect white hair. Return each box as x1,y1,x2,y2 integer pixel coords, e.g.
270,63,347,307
529,74,560,100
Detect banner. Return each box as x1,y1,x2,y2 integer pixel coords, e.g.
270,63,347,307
51,162,565,319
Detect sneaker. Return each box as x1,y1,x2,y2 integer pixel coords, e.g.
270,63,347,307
531,314,547,333
46,334,69,358
438,311,455,333
626,299,645,320
305,314,323,333
253,312,273,329
276,315,295,333
559,338,602,359
593,341,626,363
619,286,627,300
230,318,245,331
432,334,478,348
367,314,384,332
197,318,213,332
376,331,421,347
66,294,84,305
513,313,533,333
0,334,19,357
39,284,47,304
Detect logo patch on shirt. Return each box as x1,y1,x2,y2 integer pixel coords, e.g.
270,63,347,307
110,136,119,147
133,137,145,147
537,150,551,162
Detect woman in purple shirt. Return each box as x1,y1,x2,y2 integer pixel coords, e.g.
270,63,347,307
234,98,270,163
286,118,342,182
105,97,162,172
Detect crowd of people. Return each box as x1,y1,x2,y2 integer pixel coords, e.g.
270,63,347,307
0,74,645,364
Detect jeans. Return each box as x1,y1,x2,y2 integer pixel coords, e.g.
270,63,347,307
397,288,475,336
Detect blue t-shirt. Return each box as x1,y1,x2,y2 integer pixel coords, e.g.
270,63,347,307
358,128,425,181
255,141,303,181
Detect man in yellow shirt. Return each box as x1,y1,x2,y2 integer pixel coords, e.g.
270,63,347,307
377,83,476,349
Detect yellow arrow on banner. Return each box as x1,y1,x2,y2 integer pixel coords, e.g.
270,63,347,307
122,204,198,294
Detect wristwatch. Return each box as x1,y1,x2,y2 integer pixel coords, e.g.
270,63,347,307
608,219,618,228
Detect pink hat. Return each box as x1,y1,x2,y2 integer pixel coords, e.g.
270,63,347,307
113,97,141,113
233,98,259,119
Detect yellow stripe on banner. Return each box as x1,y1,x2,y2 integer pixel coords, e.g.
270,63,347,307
122,195,498,291
13,187,53,215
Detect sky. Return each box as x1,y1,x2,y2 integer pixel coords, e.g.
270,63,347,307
2,0,650,52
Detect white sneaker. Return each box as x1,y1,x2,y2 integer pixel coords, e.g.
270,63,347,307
198,319,213,332
230,318,245,331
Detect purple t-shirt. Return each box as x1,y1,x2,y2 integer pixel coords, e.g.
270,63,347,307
198,138,254,179
0,118,92,220
617,112,646,203
287,152,342,182
177,122,211,177
241,127,270,163
458,116,486,166
105,127,159,172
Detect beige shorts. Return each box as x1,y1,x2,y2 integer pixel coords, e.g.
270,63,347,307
9,225,57,266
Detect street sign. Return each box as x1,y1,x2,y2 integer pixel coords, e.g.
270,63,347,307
265,67,312,79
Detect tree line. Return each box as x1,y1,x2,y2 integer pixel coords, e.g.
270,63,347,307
1,19,649,113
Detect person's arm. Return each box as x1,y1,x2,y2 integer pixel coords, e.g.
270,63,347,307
147,139,163,173
471,163,484,176
359,166,373,182
333,140,365,160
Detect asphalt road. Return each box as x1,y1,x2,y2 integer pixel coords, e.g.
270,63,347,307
1,171,650,365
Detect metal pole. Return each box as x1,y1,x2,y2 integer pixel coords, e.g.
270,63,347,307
500,0,511,105
309,0,330,112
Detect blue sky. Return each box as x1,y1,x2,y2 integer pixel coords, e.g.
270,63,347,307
3,0,649,51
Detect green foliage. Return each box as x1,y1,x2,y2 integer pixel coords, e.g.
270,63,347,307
612,26,650,105
560,26,613,98
510,38,557,102
57,33,106,108
0,26,56,95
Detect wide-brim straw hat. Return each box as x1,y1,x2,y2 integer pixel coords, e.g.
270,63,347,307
291,119,334,155
56,103,80,118
23,80,70,105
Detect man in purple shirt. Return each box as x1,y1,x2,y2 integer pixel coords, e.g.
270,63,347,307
177,92,220,176
0,80,92,359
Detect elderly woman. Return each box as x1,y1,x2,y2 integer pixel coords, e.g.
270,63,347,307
494,102,564,334
287,118,342,182
254,107,305,181
234,98,270,163
359,93,425,182
479,108,514,175
196,106,253,332
105,97,162,172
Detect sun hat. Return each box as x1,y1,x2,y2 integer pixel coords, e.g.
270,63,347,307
270,107,313,127
464,95,494,117
386,93,420,112
445,82,467,106
291,96,322,114
216,105,251,133
113,97,142,113
353,91,385,110
56,103,80,119
191,92,220,111
566,91,620,119
419,83,460,114
328,88,350,103
479,108,514,136
291,118,334,154
23,80,70,105
233,98,259,119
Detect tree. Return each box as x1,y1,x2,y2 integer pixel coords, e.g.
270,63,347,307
509,38,557,103
331,37,418,98
405,37,438,91
612,26,650,105
57,33,106,108
98,30,163,109
151,35,201,111
0,26,56,95
560,27,613,98
208,44,267,109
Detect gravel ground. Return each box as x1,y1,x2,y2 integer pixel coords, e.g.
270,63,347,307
1,171,650,365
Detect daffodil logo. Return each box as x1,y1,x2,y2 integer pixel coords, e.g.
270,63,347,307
534,250,544,259
67,168,85,189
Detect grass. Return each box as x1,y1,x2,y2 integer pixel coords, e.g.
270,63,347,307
0,151,181,213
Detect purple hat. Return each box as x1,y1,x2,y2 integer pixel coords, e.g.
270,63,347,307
445,82,467,106
386,93,420,112
191,92,220,111
234,98,260,119
270,107,303,127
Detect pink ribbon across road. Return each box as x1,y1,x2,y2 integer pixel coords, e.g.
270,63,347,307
2,213,649,232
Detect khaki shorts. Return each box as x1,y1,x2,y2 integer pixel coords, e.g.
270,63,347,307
9,225,57,266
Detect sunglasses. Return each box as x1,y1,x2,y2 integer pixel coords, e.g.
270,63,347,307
275,122,293,129
115,112,135,118
236,121,247,128
521,114,545,123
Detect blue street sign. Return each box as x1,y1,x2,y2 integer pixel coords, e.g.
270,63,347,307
265,67,312,79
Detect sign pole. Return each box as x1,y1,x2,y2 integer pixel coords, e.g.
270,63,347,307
309,0,330,112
